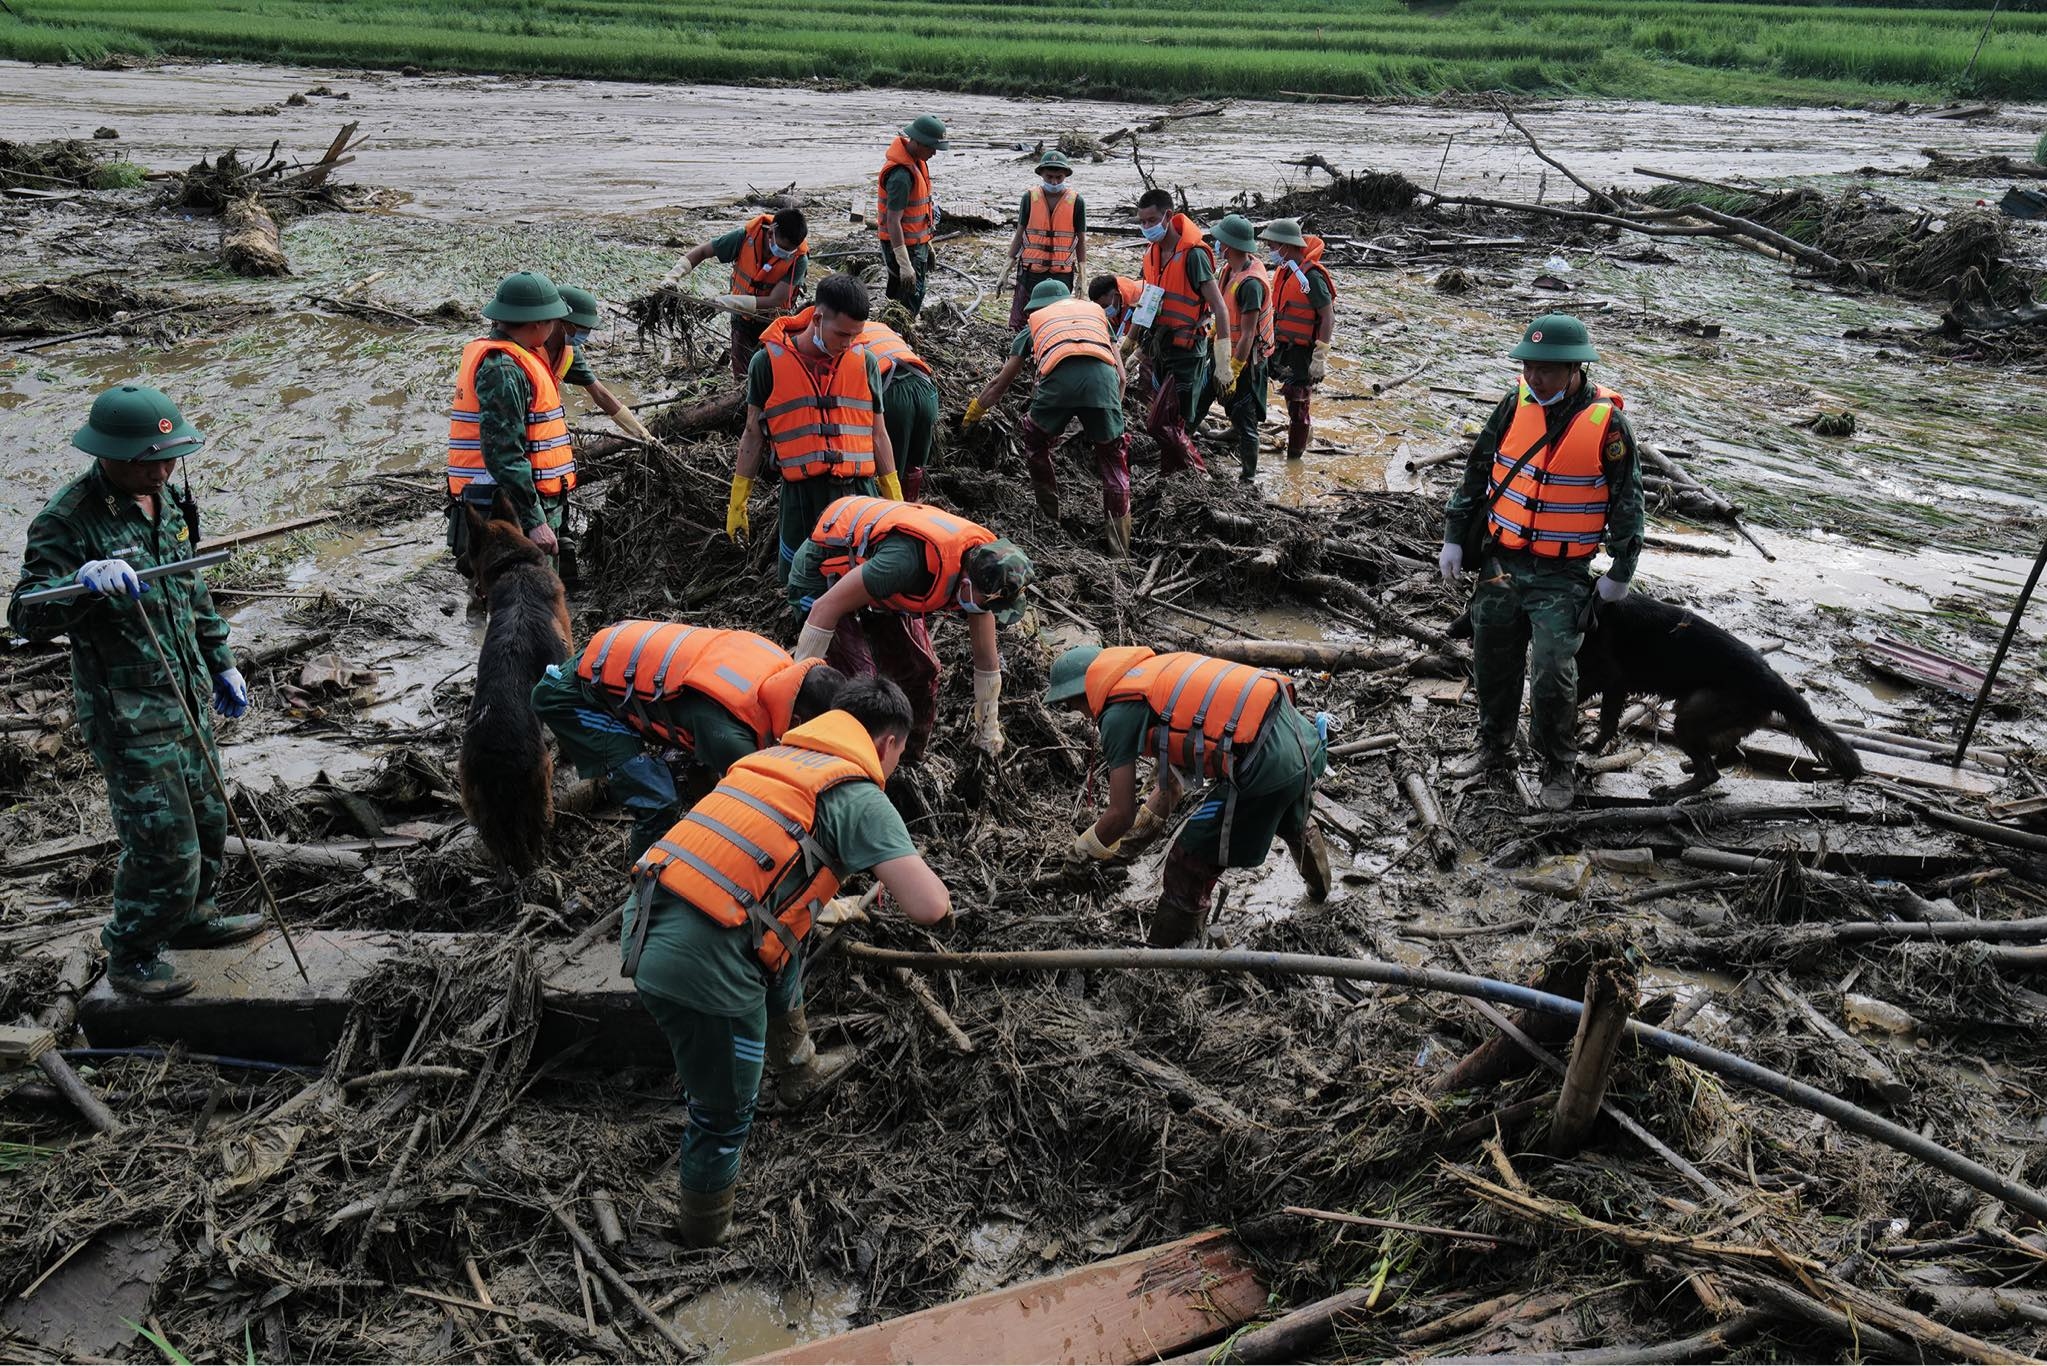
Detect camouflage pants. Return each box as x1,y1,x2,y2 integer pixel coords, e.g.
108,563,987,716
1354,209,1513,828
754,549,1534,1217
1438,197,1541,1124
1469,550,1594,768
89,725,226,962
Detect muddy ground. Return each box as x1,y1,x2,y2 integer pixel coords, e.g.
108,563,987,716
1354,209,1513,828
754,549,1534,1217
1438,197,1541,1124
5,62,2047,1364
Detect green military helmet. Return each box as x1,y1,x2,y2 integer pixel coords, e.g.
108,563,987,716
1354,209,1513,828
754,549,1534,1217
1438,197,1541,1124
1509,313,1598,364
558,285,601,330
1026,278,1072,313
965,538,1035,626
1044,645,1100,705
482,271,571,324
73,383,204,462
902,114,949,150
1036,148,1073,175
1213,213,1258,254
1257,218,1307,248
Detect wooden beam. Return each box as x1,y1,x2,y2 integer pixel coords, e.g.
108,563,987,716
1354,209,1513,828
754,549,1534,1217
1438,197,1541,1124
749,1229,1265,1365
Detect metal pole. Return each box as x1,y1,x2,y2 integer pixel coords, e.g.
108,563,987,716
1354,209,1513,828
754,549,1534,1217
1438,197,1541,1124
1953,534,2047,766
129,600,309,981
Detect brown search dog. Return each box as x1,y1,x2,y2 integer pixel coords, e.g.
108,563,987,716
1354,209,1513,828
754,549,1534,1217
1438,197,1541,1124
459,507,571,875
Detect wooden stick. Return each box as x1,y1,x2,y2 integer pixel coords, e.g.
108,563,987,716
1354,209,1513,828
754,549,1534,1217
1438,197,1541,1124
1763,975,1908,1105
548,1203,697,1359
1548,961,1635,1157
351,1113,428,1268
1499,104,1617,211
589,1189,627,1250
1281,1205,1527,1248
1328,732,1399,759
887,966,977,1054
35,1051,121,1136
1161,1283,1382,1364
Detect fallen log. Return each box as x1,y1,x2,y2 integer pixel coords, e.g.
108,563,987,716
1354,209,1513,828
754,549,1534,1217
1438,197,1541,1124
1521,799,1859,834
1197,638,1409,672
220,194,288,276
1547,956,1636,1156
1329,732,1399,759
1764,974,1909,1106
1925,808,2047,857
1678,846,1966,922
1162,1283,1380,1364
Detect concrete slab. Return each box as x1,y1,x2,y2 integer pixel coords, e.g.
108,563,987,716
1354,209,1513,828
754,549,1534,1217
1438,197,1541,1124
79,930,669,1069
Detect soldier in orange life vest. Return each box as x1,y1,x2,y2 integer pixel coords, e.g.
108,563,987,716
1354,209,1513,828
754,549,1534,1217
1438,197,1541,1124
1195,215,1274,482
620,676,953,1246
680,207,810,379
1005,149,1086,330
529,621,846,859
1133,188,1232,475
786,497,1036,763
1438,315,1644,812
1087,273,1146,345
726,273,901,582
1044,645,1331,948
963,279,1131,557
854,317,941,503
1259,219,1338,463
878,115,947,317
446,272,574,574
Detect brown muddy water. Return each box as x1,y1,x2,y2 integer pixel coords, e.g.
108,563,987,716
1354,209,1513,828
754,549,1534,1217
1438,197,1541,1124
6,63,2047,1358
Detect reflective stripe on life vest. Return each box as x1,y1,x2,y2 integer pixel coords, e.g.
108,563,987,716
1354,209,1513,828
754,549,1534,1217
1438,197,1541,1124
853,321,933,390
1222,256,1274,358
732,213,807,301
1020,187,1079,274
811,495,996,617
627,711,885,976
1272,237,1336,348
448,338,576,499
1140,215,1217,349
576,621,815,749
1027,298,1118,375
758,308,878,482
1082,646,1293,782
1486,382,1624,560
875,137,934,246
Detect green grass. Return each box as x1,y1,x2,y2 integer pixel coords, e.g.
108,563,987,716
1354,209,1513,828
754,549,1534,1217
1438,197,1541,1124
3,0,2046,104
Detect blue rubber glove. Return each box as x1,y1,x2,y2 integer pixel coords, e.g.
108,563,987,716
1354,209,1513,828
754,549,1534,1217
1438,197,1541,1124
212,667,249,719
1595,575,1629,603
77,559,144,598
1315,712,1332,743
1437,542,1464,582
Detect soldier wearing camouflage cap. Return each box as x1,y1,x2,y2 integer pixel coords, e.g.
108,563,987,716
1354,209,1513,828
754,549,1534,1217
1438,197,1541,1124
8,385,265,999
1438,314,1645,811
786,496,1034,763
445,271,575,576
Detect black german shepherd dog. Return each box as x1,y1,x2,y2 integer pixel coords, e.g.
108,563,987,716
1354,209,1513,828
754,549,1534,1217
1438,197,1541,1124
459,506,571,875
1576,593,1863,798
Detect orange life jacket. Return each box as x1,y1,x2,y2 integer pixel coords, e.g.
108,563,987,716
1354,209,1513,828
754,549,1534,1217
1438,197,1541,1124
1272,238,1336,348
551,341,577,382
1019,186,1079,274
1098,275,1145,338
731,213,807,302
758,309,878,481
812,496,996,616
875,138,934,246
854,321,933,389
1027,298,1118,375
1140,215,1217,349
1083,646,1292,781
575,620,826,749
1221,256,1274,358
626,711,885,976
1486,382,1624,560
448,339,575,499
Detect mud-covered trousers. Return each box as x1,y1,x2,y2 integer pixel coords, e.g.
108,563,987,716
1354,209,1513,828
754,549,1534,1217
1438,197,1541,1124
1144,345,1209,474
826,611,941,762
1468,548,1595,768
1021,412,1131,518
637,966,803,1193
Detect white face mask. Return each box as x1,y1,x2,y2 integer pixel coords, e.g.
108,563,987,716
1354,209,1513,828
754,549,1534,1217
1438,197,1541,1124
1140,222,1167,244
1040,177,1067,194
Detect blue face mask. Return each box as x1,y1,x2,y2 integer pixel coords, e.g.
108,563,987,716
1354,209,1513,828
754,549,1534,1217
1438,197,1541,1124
1140,221,1167,244
1040,177,1067,194
1268,252,1284,267
570,329,592,345
769,239,794,259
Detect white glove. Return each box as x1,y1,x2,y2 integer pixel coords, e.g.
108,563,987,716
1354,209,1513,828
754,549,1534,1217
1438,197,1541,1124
1437,542,1464,582
1307,352,1328,385
1064,825,1122,867
711,293,760,315
971,668,1003,757
613,408,654,443
1595,575,1629,603
794,622,836,661
77,559,143,598
891,243,915,279
213,667,250,719
814,895,870,929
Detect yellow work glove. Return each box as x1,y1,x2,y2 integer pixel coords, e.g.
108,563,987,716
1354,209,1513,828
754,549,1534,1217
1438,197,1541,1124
963,397,989,427
1119,332,1139,362
1064,825,1122,868
711,292,760,315
878,471,904,502
724,475,752,541
971,668,1003,757
614,407,653,443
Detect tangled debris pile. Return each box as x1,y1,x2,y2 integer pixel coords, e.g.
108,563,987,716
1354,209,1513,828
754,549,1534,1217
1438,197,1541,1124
0,137,141,192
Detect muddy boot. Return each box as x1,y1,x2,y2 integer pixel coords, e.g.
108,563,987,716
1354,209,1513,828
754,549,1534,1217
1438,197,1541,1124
1537,764,1577,813
167,911,266,949
768,1007,856,1107
1103,515,1131,560
1148,896,1208,948
1286,822,1332,902
1032,480,1061,520
108,951,194,1001
676,1183,736,1248
1445,744,1512,781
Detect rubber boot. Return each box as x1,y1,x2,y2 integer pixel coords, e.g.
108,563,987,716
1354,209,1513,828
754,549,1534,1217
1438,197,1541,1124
1537,764,1577,813
768,1006,856,1106
1153,848,1222,948
1103,515,1131,560
1285,822,1332,902
1032,480,1061,520
1286,390,1311,461
676,1183,736,1248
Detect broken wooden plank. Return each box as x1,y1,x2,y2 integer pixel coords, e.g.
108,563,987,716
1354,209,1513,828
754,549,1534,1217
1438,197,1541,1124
1862,636,2015,700
0,1025,56,1069
1735,729,2002,797
4,834,117,872
750,1229,1265,1364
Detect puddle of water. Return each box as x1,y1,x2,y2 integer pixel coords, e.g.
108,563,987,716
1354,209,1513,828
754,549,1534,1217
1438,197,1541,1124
669,1277,860,1364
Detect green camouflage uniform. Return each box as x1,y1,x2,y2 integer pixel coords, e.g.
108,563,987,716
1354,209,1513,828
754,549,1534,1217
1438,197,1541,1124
8,465,234,964
1442,383,1645,767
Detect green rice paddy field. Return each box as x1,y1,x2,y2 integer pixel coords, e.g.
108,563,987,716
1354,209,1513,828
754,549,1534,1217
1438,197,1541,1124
4,0,2047,105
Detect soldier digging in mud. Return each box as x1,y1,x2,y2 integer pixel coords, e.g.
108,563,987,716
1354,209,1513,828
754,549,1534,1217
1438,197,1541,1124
1437,314,1645,812
8,385,263,999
